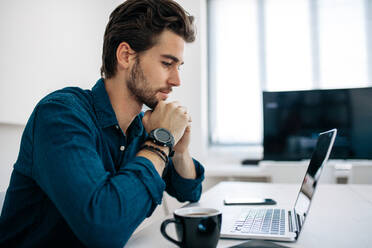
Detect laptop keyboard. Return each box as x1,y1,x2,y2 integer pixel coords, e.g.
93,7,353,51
231,209,285,235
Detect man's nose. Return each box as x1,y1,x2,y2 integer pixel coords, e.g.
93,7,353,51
168,69,181,87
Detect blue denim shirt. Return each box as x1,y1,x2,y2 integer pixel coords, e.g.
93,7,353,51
0,78,204,248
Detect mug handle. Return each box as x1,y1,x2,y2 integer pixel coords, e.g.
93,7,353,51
160,218,182,247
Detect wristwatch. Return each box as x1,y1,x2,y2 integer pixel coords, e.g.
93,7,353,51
147,128,175,157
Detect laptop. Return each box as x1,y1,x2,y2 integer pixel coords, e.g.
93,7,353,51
220,129,337,242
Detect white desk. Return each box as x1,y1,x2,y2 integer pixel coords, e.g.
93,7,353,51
126,182,372,248
203,160,362,184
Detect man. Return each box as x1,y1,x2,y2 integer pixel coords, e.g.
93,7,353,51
0,0,204,247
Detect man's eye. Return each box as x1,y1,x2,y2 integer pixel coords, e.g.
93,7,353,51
162,61,172,67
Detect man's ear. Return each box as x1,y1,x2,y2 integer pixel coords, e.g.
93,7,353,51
116,42,136,70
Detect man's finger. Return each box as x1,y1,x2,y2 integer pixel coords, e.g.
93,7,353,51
142,110,152,124
177,106,188,115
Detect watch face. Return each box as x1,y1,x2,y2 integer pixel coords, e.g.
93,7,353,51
155,128,171,142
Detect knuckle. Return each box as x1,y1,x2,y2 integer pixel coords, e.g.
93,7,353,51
168,102,177,109
176,107,183,114
182,114,188,122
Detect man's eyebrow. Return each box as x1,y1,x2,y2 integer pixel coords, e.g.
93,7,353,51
161,54,184,65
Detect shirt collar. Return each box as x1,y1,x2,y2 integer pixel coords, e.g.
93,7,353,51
128,112,145,138
92,78,144,137
92,78,117,128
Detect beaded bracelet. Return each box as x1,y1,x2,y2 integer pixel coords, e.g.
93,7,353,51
140,144,169,165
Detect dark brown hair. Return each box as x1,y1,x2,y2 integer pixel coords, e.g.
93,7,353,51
100,0,195,79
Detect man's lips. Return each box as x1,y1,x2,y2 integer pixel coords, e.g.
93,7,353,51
159,89,172,94
158,89,172,99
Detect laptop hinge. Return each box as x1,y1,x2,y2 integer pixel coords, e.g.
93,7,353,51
289,209,300,237
296,213,303,233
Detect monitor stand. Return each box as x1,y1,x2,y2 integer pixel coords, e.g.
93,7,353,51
241,159,261,166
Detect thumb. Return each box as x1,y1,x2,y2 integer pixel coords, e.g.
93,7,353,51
142,110,152,124
142,110,152,132
184,124,191,133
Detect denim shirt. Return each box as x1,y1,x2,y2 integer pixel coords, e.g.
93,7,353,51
0,78,204,248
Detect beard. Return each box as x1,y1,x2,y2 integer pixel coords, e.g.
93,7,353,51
126,57,169,109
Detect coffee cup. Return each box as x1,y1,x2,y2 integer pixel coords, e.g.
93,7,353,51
160,207,222,248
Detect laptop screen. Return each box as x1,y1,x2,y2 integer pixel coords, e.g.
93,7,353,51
294,129,337,218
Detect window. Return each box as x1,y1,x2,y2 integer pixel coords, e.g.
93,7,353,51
208,0,372,146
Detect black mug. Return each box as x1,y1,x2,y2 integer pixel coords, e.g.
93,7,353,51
160,207,222,248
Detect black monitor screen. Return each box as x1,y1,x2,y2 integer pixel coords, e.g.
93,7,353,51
263,87,372,160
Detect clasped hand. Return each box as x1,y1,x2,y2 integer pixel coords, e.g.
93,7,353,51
142,101,192,154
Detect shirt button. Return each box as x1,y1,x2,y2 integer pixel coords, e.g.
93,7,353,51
120,145,125,151
115,125,120,130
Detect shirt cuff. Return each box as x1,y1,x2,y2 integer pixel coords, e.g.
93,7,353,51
122,156,166,207
164,158,205,202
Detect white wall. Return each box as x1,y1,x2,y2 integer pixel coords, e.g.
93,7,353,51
0,124,24,191
0,0,208,191
0,0,125,124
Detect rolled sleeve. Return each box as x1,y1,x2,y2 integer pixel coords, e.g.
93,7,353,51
163,158,205,202
121,156,166,215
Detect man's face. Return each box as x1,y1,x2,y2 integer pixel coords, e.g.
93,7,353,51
126,30,185,109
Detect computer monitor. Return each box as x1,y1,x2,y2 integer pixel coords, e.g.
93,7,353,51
263,87,372,160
